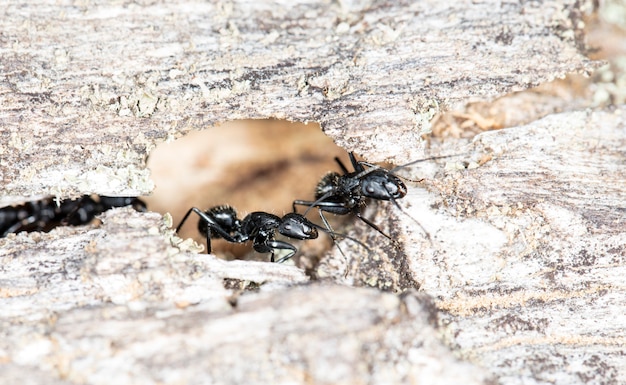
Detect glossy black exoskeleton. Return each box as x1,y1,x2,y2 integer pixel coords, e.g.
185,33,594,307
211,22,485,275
176,205,319,263
0,195,147,237
293,152,457,241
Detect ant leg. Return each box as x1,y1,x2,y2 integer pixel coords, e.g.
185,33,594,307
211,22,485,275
354,211,394,242
348,152,365,173
293,200,317,216
175,207,198,233
264,240,297,264
388,196,432,243
296,202,395,248
176,207,242,254
176,207,214,253
176,207,199,232
334,156,351,174
305,214,372,253
308,211,375,278
293,191,337,216
292,200,312,215
317,210,352,276
335,151,367,175
293,199,351,216
318,210,336,242
205,231,211,255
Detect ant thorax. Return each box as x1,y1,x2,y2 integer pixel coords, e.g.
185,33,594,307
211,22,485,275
242,212,282,238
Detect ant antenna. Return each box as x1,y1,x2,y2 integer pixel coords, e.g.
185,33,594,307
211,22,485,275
356,153,465,175
387,153,466,244
356,153,464,183
301,190,335,217
396,175,425,184
388,193,432,244
308,220,371,253
389,153,466,173
309,216,374,279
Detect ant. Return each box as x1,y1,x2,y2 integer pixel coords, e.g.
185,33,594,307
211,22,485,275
176,205,366,263
293,151,460,243
0,195,147,237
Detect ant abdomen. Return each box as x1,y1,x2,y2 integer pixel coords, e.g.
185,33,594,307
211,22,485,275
315,172,341,199
197,205,241,240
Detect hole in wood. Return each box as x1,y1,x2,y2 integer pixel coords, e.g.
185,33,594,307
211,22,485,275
143,119,349,262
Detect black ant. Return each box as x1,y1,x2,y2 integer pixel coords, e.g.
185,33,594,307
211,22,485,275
293,152,460,243
0,195,147,237
175,205,366,263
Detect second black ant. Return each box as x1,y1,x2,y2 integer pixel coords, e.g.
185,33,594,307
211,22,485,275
176,205,367,263
293,151,460,243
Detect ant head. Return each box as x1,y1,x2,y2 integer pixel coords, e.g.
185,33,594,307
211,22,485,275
279,213,319,240
360,170,407,200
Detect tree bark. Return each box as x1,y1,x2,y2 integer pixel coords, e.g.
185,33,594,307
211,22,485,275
322,107,626,383
0,0,596,199
2,107,624,384
3,1,622,385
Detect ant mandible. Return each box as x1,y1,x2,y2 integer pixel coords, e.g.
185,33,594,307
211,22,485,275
293,151,458,242
176,205,321,263
0,195,147,237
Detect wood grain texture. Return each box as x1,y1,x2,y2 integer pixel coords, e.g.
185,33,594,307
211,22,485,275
2,107,623,384
2,1,621,384
0,0,596,198
322,107,626,384
0,209,487,384
430,108,626,385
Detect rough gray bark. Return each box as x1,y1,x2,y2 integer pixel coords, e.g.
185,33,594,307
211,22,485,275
0,208,487,384
0,0,596,199
2,1,621,384
321,107,626,384
1,107,624,384
426,109,626,385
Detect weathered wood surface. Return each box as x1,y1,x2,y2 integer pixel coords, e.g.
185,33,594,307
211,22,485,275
2,0,622,384
429,109,626,385
0,208,487,384
321,107,626,384
1,107,624,384
0,0,596,199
